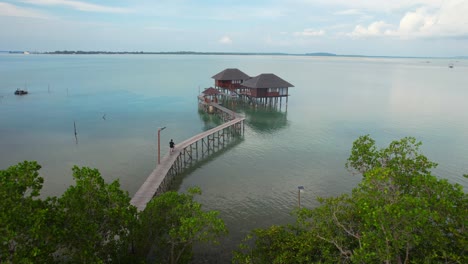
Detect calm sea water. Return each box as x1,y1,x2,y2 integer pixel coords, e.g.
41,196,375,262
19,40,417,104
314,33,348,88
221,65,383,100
1,54,467,261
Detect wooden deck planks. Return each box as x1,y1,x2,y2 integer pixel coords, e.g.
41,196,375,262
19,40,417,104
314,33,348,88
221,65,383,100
130,149,181,211
130,102,244,211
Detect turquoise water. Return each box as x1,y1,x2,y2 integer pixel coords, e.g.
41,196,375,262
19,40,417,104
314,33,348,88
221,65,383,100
1,54,467,260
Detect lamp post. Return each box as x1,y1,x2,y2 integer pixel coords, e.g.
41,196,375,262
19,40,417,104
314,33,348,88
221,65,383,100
298,186,305,208
158,126,166,164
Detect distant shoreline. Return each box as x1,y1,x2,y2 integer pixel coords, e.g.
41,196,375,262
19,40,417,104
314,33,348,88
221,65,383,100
1,50,467,59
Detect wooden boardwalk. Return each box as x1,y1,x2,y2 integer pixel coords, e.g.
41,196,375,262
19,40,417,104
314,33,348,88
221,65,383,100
131,102,245,211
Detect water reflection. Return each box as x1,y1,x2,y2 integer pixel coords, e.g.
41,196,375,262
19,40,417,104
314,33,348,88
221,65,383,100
243,107,288,133
170,137,244,191
197,109,223,131
220,99,289,133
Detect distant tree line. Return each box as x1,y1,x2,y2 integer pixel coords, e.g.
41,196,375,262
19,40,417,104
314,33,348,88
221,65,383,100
46,50,146,54
1,136,466,263
45,50,292,55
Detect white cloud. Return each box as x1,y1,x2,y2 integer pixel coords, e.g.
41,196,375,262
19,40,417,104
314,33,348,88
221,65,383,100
21,0,131,13
294,29,325,37
397,8,435,36
0,2,51,19
348,21,394,37
219,36,232,44
402,0,468,38
347,0,468,39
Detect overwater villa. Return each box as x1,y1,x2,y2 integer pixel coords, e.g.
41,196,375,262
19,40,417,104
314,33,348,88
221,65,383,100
239,73,293,103
212,68,250,94
212,68,294,107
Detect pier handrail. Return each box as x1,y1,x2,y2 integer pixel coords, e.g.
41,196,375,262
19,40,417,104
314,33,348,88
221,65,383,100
131,100,244,211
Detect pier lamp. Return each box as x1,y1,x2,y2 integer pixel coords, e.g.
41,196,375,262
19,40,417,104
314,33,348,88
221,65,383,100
158,126,166,164
298,186,305,208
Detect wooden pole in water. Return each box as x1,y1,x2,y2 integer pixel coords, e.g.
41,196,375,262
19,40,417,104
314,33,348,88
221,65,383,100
298,186,304,208
298,190,300,208
74,121,78,144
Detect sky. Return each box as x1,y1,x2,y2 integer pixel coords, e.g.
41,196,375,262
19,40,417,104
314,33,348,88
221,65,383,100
1,0,468,56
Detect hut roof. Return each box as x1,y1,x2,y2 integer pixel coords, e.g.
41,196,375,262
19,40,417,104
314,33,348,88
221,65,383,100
202,87,220,95
241,73,294,89
212,68,250,81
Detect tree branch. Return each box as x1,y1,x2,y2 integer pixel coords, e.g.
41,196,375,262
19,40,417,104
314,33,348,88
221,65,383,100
332,211,362,248
315,234,352,258
404,241,410,264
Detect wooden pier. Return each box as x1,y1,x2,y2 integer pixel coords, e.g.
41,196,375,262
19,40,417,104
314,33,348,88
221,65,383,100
131,100,245,211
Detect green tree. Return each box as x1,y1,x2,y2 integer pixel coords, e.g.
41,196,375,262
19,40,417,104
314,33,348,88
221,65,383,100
1,161,227,263
351,168,467,263
233,209,329,264
1,162,139,263
343,135,466,262
0,161,59,263
56,166,138,263
346,135,437,182
135,187,227,264
235,136,467,263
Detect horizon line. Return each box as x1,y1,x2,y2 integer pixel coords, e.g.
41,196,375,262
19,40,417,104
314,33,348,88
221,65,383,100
1,50,467,59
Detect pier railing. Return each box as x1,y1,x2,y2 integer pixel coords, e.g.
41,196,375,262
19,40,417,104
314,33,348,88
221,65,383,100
131,100,245,211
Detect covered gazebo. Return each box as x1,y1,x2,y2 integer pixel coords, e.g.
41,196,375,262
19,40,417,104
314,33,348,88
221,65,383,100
201,87,221,103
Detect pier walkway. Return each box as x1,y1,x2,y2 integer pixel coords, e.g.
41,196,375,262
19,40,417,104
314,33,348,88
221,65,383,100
131,101,245,211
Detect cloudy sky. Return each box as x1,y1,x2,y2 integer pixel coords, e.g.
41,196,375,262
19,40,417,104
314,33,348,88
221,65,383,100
1,0,468,56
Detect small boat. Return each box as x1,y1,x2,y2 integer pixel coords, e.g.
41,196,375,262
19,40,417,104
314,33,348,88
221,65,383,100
14,89,28,95
449,63,454,68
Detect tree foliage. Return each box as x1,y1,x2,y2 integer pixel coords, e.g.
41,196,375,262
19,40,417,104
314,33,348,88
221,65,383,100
0,163,137,263
135,187,228,264
346,135,437,180
56,166,137,263
2,135,466,263
0,161,57,263
1,162,226,263
233,210,328,264
235,136,467,263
